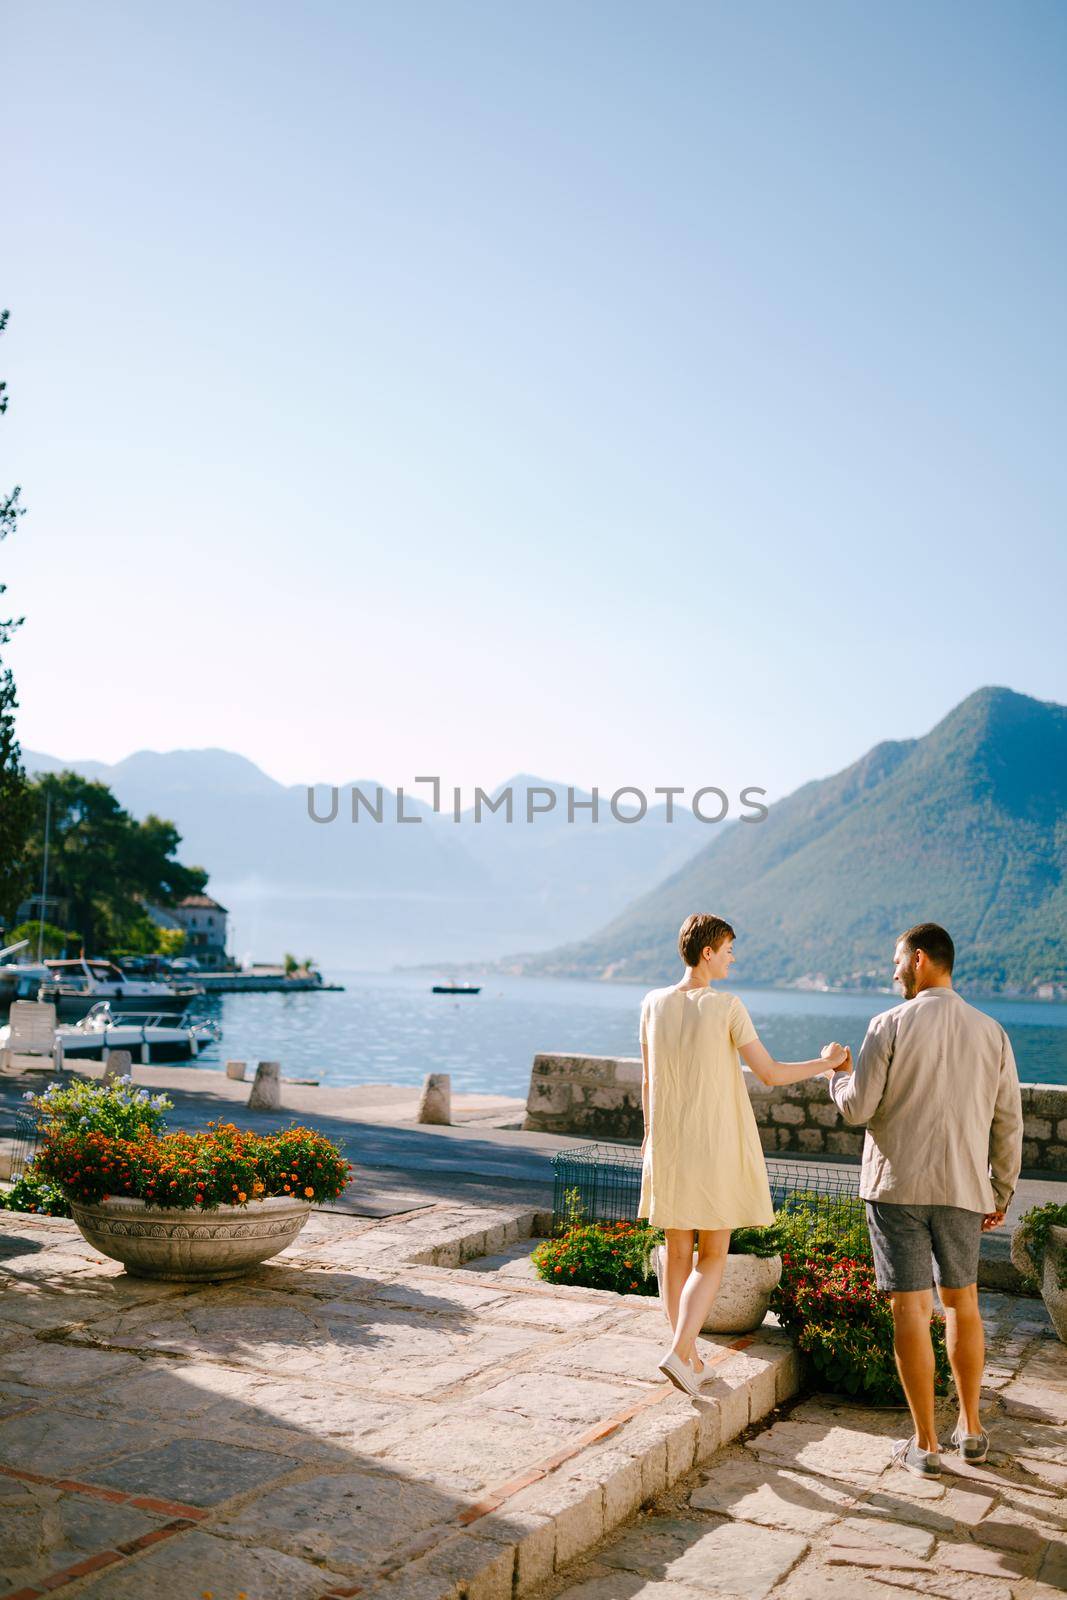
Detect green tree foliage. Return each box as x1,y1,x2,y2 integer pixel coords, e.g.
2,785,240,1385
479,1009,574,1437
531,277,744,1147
0,309,33,923
6,920,79,959
21,772,209,953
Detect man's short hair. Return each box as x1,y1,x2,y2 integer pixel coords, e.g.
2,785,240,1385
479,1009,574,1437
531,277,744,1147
900,922,955,973
678,913,735,967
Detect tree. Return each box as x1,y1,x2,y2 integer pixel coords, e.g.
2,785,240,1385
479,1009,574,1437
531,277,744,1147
20,772,210,953
5,920,77,959
0,309,32,924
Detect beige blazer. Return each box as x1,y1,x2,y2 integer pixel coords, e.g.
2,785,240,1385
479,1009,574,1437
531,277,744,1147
828,986,1023,1212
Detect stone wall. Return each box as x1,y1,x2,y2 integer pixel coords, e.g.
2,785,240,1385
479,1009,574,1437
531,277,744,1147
523,1052,1067,1175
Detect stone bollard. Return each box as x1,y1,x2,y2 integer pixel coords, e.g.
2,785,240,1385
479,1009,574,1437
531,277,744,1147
225,1060,247,1081
417,1072,451,1125
102,1049,133,1083
248,1061,282,1110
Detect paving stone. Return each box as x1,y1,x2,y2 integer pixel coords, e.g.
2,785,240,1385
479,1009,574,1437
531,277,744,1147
0,1409,161,1476
937,1485,998,1526
383,1407,584,1492
563,1443,646,1526
551,1577,708,1600
0,1339,141,1396
1038,1537,1067,1590
1015,1455,1067,1491
972,1514,1050,1555
508,1470,606,1567
689,1446,856,1532
776,1555,917,1600
89,1436,299,1506
473,1371,649,1425
601,1512,809,1597
214,1468,462,1574
386,1530,516,1600
702,1349,777,1426
832,1513,936,1558
0,1487,165,1583
465,1506,556,1593
745,1420,892,1485
937,1541,1033,1578
997,1382,1067,1424
69,1527,352,1599
479,1295,612,1330
824,1542,933,1572
542,1332,670,1382
330,1276,511,1314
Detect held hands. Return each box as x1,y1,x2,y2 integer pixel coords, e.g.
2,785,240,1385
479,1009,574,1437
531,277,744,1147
820,1041,853,1077
981,1210,1006,1233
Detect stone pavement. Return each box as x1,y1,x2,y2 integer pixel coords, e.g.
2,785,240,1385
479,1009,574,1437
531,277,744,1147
543,1292,1067,1600
0,1198,800,1600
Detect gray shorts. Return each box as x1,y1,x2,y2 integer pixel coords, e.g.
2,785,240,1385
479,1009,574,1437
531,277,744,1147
865,1201,983,1293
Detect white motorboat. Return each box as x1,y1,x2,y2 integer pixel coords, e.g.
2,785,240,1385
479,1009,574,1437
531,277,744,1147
17,1001,222,1064
35,958,204,1021
0,960,53,1005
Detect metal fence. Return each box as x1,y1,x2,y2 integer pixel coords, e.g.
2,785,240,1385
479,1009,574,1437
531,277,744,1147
7,1111,41,1184
552,1142,866,1250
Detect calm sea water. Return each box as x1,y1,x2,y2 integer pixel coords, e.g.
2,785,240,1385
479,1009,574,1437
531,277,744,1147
190,972,1067,1094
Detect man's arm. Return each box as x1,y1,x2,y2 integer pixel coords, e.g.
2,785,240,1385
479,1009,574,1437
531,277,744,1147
989,1029,1023,1213
828,1013,893,1125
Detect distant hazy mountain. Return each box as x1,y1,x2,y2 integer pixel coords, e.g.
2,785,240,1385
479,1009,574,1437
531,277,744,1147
21,750,709,968
512,688,1067,993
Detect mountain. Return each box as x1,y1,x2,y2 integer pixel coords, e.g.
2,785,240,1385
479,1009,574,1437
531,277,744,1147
19,750,708,968
513,688,1067,993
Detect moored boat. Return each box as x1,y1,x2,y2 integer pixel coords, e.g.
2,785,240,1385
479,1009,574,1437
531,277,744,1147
0,1001,222,1064
36,958,204,1021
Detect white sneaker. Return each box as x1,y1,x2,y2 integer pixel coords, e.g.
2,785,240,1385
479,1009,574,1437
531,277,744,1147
658,1350,701,1397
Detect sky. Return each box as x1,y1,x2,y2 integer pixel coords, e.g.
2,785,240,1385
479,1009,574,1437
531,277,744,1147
4,0,1067,806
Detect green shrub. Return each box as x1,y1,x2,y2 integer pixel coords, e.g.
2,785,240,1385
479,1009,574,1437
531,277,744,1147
0,1169,71,1217
533,1219,660,1294
23,1078,172,1140
1014,1201,1067,1291
770,1195,952,1405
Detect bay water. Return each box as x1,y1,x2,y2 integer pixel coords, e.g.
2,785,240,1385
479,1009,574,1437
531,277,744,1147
191,972,1067,1094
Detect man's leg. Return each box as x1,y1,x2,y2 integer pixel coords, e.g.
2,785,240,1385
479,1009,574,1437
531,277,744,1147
938,1283,984,1439
889,1288,939,1453
670,1228,730,1367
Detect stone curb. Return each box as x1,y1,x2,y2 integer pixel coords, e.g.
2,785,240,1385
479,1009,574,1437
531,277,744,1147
343,1206,802,1599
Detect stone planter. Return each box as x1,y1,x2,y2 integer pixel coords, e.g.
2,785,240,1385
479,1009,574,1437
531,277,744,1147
69,1195,312,1281
653,1244,782,1333
1012,1221,1067,1343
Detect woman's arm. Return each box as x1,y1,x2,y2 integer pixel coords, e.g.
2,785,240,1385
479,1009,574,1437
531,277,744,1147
640,1032,650,1154
739,1036,850,1087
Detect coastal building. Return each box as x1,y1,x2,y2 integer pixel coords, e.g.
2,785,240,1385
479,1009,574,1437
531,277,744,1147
170,894,229,967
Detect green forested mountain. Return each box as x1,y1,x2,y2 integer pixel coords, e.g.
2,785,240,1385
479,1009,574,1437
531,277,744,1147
520,688,1067,993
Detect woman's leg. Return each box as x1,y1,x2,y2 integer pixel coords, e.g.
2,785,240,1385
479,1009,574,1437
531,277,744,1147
662,1229,695,1333
669,1229,731,1368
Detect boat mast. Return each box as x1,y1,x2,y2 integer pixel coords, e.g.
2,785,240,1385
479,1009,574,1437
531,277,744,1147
36,790,52,963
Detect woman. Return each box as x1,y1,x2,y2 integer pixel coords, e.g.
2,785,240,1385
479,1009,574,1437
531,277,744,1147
639,912,850,1396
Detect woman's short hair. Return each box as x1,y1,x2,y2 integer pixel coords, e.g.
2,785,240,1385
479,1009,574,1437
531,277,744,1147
678,913,735,967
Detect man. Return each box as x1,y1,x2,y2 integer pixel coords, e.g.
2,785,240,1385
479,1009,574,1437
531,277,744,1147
825,923,1023,1478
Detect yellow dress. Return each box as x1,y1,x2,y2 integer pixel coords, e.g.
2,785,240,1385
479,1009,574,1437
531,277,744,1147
637,986,774,1231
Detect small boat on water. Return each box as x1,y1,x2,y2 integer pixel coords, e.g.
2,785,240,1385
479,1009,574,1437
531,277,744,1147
36,958,204,1021
0,1001,222,1064
431,983,482,995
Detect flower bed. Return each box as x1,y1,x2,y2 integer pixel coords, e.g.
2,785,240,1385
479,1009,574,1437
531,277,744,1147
34,1120,351,1210
532,1193,952,1405
771,1196,951,1404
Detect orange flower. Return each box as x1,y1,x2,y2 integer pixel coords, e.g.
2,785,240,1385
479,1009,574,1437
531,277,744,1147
304,1186,314,1197
283,1184,291,1192
237,1191,247,1202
